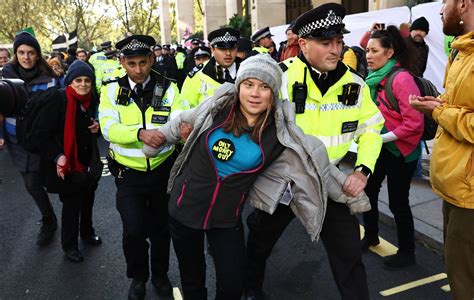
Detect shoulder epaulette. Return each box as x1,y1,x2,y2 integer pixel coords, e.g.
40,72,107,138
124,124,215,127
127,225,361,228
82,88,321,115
279,62,288,72
102,78,119,86
279,59,294,72
150,69,177,83
188,64,204,78
347,66,364,81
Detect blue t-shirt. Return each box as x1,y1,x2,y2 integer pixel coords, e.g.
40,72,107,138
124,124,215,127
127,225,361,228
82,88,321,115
208,128,262,178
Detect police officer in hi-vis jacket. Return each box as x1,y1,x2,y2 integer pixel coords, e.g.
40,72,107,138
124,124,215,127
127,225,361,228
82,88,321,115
98,34,183,300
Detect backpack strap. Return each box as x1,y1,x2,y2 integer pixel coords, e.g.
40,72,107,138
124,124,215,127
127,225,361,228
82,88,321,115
383,66,404,113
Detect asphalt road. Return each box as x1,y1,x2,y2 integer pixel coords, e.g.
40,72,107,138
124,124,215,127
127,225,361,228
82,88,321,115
0,139,452,299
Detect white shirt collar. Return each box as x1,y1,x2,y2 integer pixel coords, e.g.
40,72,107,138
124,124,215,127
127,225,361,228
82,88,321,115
128,75,151,91
311,66,328,80
216,62,237,79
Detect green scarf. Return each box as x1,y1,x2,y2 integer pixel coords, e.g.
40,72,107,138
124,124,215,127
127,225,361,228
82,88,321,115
365,58,398,103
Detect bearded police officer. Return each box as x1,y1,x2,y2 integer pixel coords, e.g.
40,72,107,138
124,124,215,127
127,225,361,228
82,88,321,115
180,28,241,109
98,35,183,300
245,4,384,300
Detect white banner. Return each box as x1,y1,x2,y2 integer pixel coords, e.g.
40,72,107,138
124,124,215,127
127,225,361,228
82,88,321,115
270,3,447,92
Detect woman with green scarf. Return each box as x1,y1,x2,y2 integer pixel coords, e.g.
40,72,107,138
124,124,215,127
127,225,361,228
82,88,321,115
361,25,424,269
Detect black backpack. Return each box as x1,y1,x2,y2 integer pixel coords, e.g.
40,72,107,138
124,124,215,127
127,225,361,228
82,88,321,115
382,67,439,141
16,88,60,153
342,46,369,79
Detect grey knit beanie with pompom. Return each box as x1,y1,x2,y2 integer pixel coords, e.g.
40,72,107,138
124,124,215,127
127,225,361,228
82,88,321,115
234,54,282,98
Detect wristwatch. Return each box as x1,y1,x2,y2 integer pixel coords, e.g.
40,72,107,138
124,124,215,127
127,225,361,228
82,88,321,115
354,165,372,179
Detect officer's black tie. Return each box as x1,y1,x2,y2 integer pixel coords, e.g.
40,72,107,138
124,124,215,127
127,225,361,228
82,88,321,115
224,68,234,83
135,83,143,96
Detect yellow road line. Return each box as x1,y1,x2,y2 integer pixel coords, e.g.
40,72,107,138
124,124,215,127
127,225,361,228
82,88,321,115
441,284,451,292
380,273,448,296
173,287,183,300
359,225,398,257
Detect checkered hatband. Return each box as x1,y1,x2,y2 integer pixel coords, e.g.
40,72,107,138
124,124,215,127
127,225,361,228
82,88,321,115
122,39,151,51
210,32,238,45
298,10,343,37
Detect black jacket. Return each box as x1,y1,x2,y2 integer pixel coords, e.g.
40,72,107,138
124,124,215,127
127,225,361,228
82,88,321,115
168,103,285,230
37,89,101,194
152,55,178,81
406,36,429,77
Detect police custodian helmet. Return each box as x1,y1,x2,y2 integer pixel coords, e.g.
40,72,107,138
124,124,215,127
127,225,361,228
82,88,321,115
292,3,350,38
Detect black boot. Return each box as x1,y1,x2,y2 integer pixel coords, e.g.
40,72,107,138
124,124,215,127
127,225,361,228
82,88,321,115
360,235,380,251
128,279,146,300
37,215,57,246
151,274,172,297
383,251,416,270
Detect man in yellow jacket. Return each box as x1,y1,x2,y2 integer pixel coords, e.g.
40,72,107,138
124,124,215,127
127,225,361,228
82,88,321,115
410,0,474,298
245,4,384,300
180,28,241,109
98,34,182,300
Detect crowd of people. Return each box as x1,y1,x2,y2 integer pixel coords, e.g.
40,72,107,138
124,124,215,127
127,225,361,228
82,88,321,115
0,0,473,299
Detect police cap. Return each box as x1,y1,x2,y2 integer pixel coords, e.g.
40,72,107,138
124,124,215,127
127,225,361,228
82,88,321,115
292,3,350,38
208,28,239,49
162,44,170,51
251,27,273,43
153,45,162,51
194,47,211,58
237,37,252,52
191,38,201,45
100,41,112,50
115,35,155,57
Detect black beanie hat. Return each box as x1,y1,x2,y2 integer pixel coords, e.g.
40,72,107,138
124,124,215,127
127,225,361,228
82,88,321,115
64,60,95,86
13,31,41,54
410,17,429,34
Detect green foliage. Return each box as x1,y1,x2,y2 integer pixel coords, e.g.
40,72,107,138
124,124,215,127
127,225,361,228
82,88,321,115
188,30,204,41
226,14,251,38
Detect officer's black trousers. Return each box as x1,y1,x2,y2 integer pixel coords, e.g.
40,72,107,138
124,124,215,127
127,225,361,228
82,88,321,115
115,159,172,281
246,199,369,300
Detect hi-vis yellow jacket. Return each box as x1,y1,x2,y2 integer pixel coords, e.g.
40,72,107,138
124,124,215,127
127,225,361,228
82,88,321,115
280,57,384,172
180,61,220,109
95,58,121,94
99,73,183,172
252,46,269,54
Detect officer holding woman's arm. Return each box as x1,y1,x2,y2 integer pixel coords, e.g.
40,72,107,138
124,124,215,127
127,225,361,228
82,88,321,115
98,35,183,300
245,4,384,300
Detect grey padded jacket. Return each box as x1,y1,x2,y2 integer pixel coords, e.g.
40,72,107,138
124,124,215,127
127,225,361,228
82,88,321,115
144,83,370,241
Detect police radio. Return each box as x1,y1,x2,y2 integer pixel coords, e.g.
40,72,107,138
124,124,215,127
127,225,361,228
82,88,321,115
151,83,165,109
292,68,308,114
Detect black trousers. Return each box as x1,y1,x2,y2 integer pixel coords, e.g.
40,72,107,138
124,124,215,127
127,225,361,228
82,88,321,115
363,148,418,253
246,200,369,300
20,171,55,219
115,159,172,281
170,217,245,300
59,185,96,251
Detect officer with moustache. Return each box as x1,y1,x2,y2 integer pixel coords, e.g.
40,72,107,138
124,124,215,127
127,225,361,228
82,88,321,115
245,4,384,300
98,35,182,300
180,28,241,109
